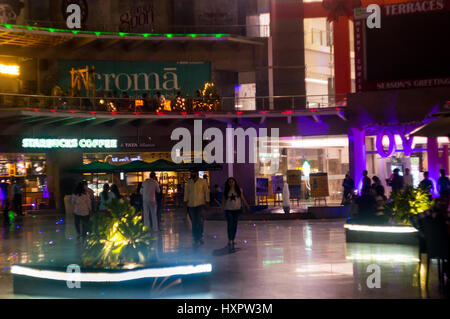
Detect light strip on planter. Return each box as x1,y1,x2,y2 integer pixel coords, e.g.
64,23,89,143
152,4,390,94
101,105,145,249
344,224,418,233
346,254,420,263
11,264,212,282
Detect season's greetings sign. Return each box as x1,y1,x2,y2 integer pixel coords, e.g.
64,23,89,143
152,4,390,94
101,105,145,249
58,60,211,98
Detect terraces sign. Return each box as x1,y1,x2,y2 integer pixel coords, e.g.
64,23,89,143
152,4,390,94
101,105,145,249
58,60,211,98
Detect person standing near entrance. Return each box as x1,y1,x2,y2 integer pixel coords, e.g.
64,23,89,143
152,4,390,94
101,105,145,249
184,170,210,246
11,178,23,216
403,168,413,188
362,170,371,195
419,171,433,197
141,172,160,231
388,168,404,195
437,169,450,199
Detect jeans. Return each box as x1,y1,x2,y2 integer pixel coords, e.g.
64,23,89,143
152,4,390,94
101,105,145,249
225,209,241,241
188,205,205,241
74,214,89,237
143,200,158,231
13,194,22,215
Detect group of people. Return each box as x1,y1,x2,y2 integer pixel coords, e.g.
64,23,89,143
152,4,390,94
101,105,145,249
342,168,450,220
70,170,251,253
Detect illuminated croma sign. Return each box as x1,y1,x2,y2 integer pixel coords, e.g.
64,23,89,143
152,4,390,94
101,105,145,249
22,138,118,149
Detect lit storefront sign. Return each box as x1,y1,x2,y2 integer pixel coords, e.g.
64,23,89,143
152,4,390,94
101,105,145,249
22,138,118,149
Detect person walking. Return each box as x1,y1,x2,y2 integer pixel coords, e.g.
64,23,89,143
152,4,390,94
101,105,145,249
11,178,24,216
221,177,250,252
437,169,450,199
184,169,210,246
71,182,91,239
403,168,413,188
99,183,115,211
141,172,160,231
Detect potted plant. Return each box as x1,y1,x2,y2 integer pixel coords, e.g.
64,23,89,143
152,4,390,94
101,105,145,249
383,186,433,225
82,198,156,268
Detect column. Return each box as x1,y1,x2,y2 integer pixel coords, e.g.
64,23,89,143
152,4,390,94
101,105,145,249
348,128,366,195
427,137,439,196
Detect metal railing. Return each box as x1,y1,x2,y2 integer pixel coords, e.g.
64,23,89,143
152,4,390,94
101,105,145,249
20,20,270,38
0,92,346,113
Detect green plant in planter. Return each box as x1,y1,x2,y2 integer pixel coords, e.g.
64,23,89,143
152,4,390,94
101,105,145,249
384,186,433,224
82,198,155,268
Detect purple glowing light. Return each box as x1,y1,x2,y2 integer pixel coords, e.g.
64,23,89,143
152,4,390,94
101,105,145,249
376,131,396,158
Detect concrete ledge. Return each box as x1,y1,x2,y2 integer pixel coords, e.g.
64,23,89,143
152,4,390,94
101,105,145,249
344,224,419,245
307,206,351,219
12,263,211,298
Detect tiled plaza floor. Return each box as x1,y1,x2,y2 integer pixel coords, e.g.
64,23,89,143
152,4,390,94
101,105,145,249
0,209,445,299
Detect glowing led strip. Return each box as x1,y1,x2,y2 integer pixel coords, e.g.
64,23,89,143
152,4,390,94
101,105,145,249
344,224,418,233
346,254,420,263
11,264,212,282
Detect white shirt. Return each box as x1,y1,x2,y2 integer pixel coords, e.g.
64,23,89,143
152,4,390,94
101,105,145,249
71,194,91,216
404,174,413,187
224,188,242,211
184,178,209,207
99,191,115,210
141,178,160,202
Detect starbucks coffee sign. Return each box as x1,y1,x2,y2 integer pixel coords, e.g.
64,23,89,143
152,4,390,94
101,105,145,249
22,138,118,149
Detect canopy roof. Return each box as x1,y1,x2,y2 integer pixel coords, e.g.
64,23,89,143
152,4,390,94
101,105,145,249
410,114,450,138
70,161,116,173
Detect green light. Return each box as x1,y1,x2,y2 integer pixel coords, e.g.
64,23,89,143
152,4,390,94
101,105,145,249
95,32,101,36
119,32,126,37
5,24,11,29
72,30,79,34
142,34,150,38
190,34,197,38
166,34,173,38
216,34,223,38
49,28,55,32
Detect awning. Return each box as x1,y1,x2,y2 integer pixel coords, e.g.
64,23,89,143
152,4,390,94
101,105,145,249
409,114,450,138
70,161,116,173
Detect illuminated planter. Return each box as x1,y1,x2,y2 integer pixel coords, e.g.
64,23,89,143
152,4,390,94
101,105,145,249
344,223,419,245
12,263,212,298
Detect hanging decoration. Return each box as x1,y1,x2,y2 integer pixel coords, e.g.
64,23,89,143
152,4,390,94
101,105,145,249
193,82,221,112
322,0,362,21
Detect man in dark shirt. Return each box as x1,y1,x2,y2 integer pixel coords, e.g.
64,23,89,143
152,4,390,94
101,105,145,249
362,170,371,195
419,171,433,199
437,169,450,198
389,168,404,194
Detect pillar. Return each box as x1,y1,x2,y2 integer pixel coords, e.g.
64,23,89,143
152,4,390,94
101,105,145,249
333,17,352,102
426,137,439,196
348,128,366,195
46,150,84,211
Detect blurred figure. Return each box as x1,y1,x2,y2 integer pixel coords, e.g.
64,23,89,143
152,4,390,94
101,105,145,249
99,183,115,211
213,184,222,206
342,173,354,205
130,182,143,214
110,184,122,199
374,185,387,215
362,170,371,195
82,180,96,213
419,171,433,199
156,176,163,231
388,168,404,195
371,176,382,189
403,168,413,187
184,170,209,246
437,169,450,199
155,92,166,111
141,172,160,231
282,180,290,214
11,178,23,216
71,182,91,238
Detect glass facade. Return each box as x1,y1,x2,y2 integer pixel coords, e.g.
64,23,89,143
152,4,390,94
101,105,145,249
255,135,349,206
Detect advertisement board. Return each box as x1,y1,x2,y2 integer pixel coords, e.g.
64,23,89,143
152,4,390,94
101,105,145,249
58,60,211,98
310,173,329,198
271,175,284,194
256,178,269,196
